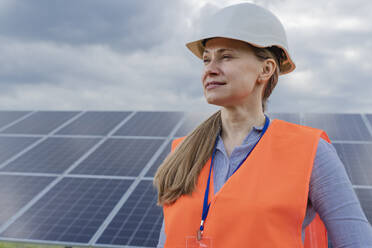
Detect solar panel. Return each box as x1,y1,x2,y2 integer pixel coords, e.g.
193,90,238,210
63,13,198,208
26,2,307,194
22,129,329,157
56,111,132,136
145,140,172,177
1,137,99,173
302,113,372,141
114,111,184,137
268,113,301,124
0,178,133,244
97,180,163,247
0,137,39,165
354,188,372,224
70,138,165,176
0,111,30,129
1,111,79,134
0,175,55,226
333,143,372,186
0,110,371,248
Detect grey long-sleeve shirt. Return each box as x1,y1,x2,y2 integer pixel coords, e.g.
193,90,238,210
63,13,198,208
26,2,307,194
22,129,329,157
157,120,372,247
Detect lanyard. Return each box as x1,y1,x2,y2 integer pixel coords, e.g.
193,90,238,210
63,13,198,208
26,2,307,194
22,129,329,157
197,115,270,240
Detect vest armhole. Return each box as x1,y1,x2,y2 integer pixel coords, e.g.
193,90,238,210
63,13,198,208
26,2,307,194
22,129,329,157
320,131,331,143
171,137,186,152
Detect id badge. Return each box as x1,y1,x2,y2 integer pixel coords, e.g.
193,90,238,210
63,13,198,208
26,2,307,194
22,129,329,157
186,236,212,248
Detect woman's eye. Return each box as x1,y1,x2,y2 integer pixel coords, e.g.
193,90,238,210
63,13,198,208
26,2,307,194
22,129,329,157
203,58,210,64
222,54,232,59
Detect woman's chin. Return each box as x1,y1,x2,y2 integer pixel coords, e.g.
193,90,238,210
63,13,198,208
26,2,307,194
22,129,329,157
205,96,228,107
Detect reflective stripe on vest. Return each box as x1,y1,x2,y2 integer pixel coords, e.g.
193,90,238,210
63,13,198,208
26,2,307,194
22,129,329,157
163,119,329,248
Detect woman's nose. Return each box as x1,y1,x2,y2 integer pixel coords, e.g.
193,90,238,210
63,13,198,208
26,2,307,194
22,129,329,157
204,59,220,76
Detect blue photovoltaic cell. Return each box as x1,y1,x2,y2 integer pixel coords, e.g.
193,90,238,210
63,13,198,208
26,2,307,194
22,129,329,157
1,111,79,134
333,143,372,186
0,137,39,165
0,178,133,244
0,175,55,226
1,137,99,173
174,112,212,137
70,138,164,176
146,140,172,177
97,180,163,247
303,113,372,141
354,188,372,224
56,111,132,136
268,113,301,124
114,111,184,137
0,111,30,129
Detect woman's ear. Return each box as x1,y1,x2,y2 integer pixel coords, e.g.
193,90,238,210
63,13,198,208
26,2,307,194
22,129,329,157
258,58,276,82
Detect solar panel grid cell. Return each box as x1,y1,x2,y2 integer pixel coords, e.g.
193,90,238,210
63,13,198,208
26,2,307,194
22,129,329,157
145,140,172,177
114,111,184,137
0,178,133,244
0,111,30,129
303,113,372,141
97,180,163,247
70,138,164,176
354,188,372,224
0,175,55,226
1,111,80,134
0,137,39,165
333,143,372,186
1,137,100,173
57,111,132,136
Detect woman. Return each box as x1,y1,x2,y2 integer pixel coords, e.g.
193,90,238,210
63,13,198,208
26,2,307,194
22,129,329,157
154,3,372,248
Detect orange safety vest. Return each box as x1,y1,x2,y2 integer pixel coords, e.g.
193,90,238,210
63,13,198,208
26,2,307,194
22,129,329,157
163,119,329,248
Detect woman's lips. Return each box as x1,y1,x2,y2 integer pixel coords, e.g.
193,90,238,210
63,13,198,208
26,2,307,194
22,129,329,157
205,82,226,90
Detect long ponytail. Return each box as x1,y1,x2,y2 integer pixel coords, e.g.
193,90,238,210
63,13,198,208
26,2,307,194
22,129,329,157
154,110,221,205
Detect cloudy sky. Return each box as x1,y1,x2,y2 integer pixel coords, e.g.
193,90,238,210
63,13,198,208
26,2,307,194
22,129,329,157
0,0,371,113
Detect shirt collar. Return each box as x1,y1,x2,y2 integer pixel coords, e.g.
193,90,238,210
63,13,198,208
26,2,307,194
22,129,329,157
215,118,270,152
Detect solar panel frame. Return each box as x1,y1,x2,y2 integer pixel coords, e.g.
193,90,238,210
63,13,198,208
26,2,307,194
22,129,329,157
1,111,80,135
354,188,372,224
0,178,134,244
113,111,184,137
0,175,56,226
145,140,172,177
1,137,100,174
302,113,372,141
96,180,163,247
0,111,31,130
70,138,165,177
333,143,372,186
56,111,132,136
0,137,40,166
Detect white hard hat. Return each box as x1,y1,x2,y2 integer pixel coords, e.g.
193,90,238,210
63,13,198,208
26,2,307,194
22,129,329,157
186,3,295,75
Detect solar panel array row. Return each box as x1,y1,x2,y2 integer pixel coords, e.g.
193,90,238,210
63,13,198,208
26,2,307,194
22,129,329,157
0,110,371,248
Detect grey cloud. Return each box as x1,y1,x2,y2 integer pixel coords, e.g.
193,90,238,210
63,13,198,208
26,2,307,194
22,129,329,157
0,0,188,51
0,0,371,113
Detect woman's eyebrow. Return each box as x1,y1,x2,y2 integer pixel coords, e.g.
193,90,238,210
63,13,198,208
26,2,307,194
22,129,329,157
203,48,235,55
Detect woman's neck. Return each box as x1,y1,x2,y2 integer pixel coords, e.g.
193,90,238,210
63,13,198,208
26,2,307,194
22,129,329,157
220,106,265,146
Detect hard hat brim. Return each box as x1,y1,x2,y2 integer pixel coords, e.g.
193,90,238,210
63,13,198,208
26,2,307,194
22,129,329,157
186,37,296,75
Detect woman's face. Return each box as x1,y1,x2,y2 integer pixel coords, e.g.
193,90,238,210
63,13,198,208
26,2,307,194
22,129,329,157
201,37,263,107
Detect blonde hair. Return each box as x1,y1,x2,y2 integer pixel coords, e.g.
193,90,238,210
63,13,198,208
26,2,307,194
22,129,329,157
154,45,280,206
